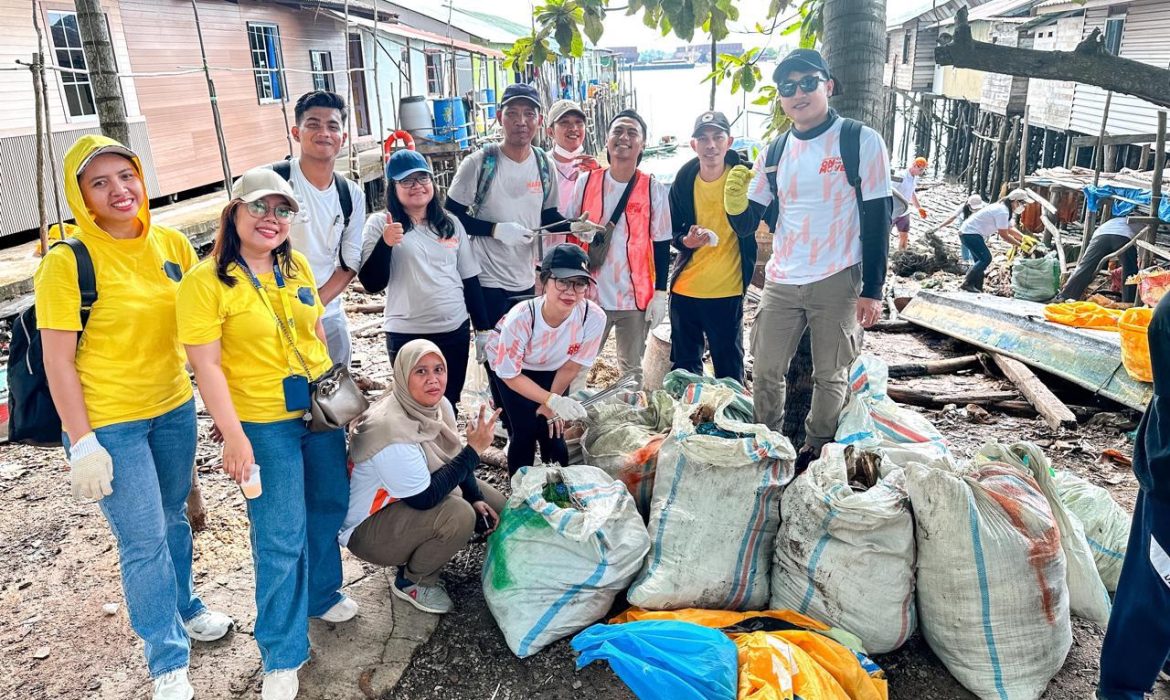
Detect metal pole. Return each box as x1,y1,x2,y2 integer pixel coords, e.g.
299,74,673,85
1082,90,1114,251
191,1,233,198
373,0,386,162
1141,110,1166,270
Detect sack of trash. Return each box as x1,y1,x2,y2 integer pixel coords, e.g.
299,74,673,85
483,465,651,657
770,444,916,654
835,355,951,466
627,385,795,611
1013,252,1061,302
1056,469,1131,591
582,390,676,519
976,441,1111,626
906,461,1071,700
662,369,754,423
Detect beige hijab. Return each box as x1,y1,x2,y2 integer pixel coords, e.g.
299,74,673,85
348,339,463,468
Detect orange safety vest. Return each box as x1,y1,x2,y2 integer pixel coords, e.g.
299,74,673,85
577,168,655,311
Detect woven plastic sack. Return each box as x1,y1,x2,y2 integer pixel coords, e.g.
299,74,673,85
975,442,1111,626
628,384,796,610
582,390,676,518
1119,307,1154,383
906,461,1071,700
1055,470,1131,591
835,355,951,464
770,444,916,654
662,368,754,423
483,465,651,657
1012,252,1061,302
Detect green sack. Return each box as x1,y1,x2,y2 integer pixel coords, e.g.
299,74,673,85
1012,252,1061,302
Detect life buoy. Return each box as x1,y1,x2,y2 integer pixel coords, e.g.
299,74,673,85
383,130,415,156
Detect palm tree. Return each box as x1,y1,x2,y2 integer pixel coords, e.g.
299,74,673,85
824,0,888,124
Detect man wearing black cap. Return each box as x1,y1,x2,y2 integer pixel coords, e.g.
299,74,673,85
1098,292,1170,699
562,109,673,386
666,111,758,383
727,48,892,470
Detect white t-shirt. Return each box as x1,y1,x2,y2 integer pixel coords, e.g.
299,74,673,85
747,119,892,285
565,170,672,311
360,212,481,334
554,158,582,213
447,148,559,292
893,168,917,205
1094,217,1144,241
339,442,431,547
286,157,366,314
959,202,1012,241
486,296,606,379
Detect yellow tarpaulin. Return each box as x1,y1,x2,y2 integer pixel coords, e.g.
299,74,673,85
1043,301,1124,331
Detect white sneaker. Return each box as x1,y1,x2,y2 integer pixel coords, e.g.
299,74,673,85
315,595,358,623
183,608,233,642
261,669,299,700
152,668,194,700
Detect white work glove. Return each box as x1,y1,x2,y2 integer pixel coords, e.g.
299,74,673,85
474,331,490,364
492,222,534,247
645,289,668,328
569,220,607,245
69,432,114,501
545,393,587,422
704,229,720,247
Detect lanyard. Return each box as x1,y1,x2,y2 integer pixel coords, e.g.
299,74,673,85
237,258,311,377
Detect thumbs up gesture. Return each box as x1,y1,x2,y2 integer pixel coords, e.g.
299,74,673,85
382,211,405,247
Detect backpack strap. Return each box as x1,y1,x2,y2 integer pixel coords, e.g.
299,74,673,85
333,173,355,271
763,131,791,199
532,145,553,205
270,159,292,181
839,118,865,217
470,143,500,218
53,238,97,328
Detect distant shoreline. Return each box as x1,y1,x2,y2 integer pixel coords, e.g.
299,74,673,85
630,60,697,71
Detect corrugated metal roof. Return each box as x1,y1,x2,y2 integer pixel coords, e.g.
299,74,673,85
333,11,505,58
887,0,998,29
937,0,1042,25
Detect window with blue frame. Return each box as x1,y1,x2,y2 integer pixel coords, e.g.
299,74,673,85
248,23,286,102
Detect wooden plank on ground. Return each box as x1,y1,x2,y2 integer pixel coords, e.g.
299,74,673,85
991,353,1078,429
886,386,1019,406
887,354,982,379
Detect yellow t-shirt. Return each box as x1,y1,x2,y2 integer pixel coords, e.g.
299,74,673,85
33,226,198,429
176,250,332,424
671,170,743,298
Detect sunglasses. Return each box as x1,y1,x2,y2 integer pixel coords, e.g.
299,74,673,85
396,174,433,189
243,199,296,221
777,75,828,98
552,277,590,293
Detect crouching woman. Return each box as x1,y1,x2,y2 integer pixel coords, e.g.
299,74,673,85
176,168,353,700
342,340,506,614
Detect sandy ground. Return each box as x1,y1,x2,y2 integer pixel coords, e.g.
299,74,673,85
4,184,1170,699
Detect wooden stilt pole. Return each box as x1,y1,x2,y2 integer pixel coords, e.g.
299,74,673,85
31,54,48,256
1018,106,1030,189
1141,111,1166,270
192,1,233,197
1082,90,1114,251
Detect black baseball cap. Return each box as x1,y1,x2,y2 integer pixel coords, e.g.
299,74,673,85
499,83,541,110
541,243,593,281
773,48,844,96
692,110,731,137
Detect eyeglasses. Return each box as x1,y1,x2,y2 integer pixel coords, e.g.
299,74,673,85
777,75,828,98
243,200,296,221
396,174,433,189
552,277,590,293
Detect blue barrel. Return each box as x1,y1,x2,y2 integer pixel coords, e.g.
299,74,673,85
482,88,496,119
432,97,470,149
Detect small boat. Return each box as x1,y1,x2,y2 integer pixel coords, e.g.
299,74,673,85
643,137,679,158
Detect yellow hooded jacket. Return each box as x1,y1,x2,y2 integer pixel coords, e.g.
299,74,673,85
33,134,198,429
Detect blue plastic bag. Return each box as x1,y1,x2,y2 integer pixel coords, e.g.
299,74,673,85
571,621,738,700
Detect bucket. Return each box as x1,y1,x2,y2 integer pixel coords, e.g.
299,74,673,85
399,96,433,141
432,97,470,149
481,88,496,119
1118,307,1153,383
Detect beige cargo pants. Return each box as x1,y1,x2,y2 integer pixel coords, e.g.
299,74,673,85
750,265,863,450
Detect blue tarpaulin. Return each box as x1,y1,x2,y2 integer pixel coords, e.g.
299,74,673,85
1083,184,1170,223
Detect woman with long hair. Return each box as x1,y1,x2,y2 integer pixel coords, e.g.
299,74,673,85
177,168,353,700
37,135,232,699
358,149,489,408
958,189,1029,293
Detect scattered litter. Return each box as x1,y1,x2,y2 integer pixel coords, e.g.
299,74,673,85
102,603,120,616
32,646,50,660
964,404,994,424
1086,412,1138,431
1099,449,1133,469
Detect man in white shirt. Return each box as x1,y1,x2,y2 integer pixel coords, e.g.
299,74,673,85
891,156,928,250
547,99,599,215
1058,215,1145,302
727,49,893,472
275,91,366,368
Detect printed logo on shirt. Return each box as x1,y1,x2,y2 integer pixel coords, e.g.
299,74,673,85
439,238,459,249
818,157,845,175
527,180,543,195
297,287,315,306
163,260,183,282
567,342,582,356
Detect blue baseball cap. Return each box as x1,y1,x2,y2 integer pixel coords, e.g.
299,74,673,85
499,83,542,110
386,149,431,181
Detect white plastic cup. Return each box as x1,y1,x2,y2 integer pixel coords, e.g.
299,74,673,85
240,464,262,499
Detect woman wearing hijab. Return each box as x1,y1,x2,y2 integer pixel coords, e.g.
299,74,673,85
342,340,506,614
178,168,353,700
358,150,489,408
36,136,232,699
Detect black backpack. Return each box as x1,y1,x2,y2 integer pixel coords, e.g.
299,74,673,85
270,159,355,271
762,118,864,230
6,238,97,446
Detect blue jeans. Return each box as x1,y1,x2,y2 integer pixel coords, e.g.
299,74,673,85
240,419,348,672
960,234,992,292
66,398,201,678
